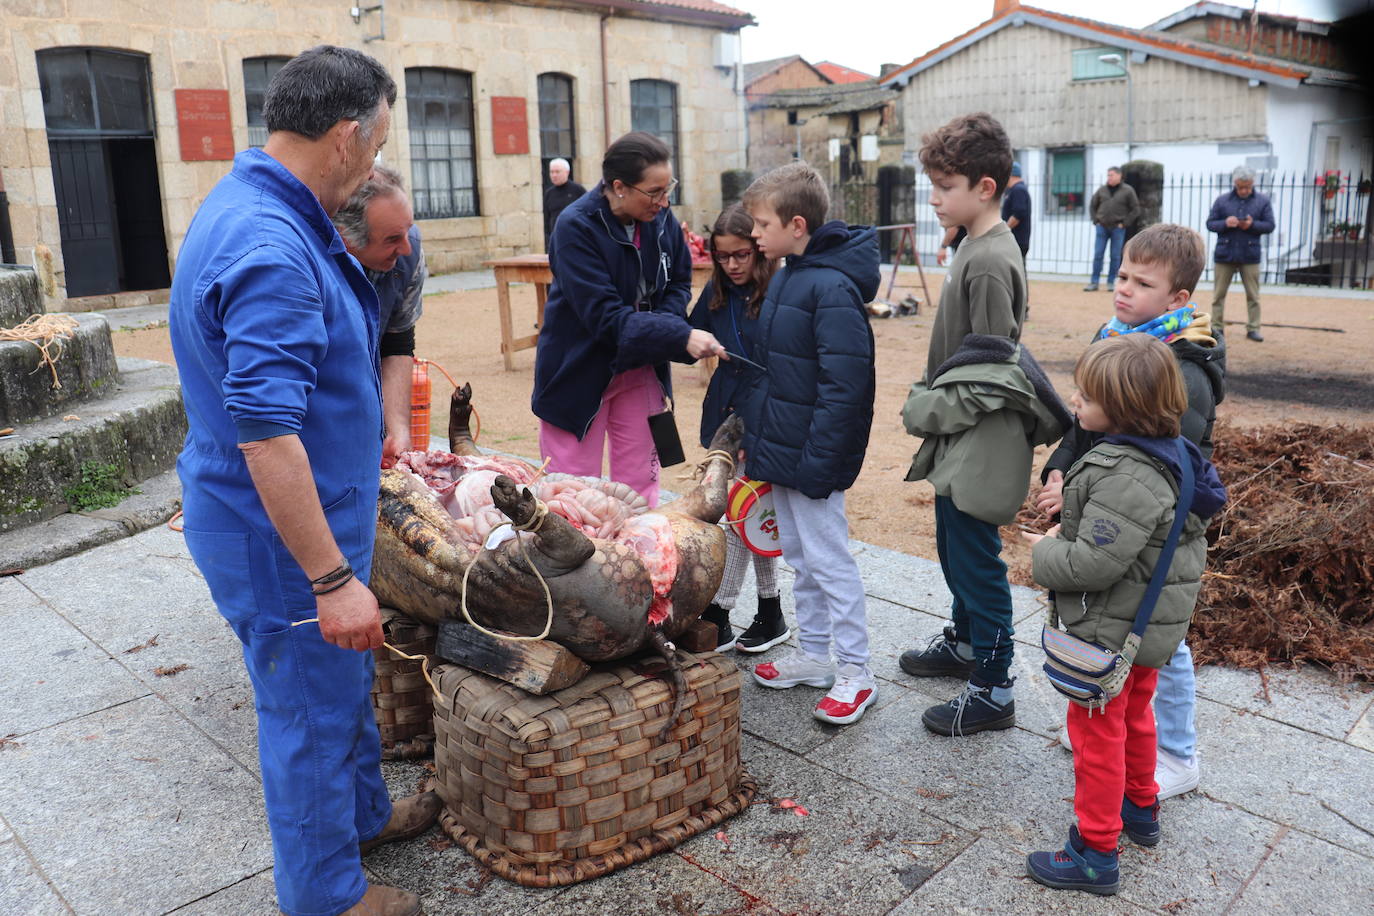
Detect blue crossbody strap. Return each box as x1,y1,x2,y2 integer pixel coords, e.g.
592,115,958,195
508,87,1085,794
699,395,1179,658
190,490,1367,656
1129,437,1195,639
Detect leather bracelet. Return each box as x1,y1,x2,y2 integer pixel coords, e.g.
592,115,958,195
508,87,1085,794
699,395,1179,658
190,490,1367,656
310,562,352,587
312,570,355,596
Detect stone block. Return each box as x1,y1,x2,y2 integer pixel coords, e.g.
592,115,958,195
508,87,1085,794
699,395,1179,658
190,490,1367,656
0,313,120,427
0,840,68,915
0,266,43,326
1229,828,1374,912
0,357,184,531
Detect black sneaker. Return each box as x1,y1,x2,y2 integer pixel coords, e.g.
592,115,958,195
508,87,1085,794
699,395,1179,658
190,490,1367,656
1120,796,1160,847
700,602,736,651
735,595,789,653
921,678,1016,736
899,627,975,678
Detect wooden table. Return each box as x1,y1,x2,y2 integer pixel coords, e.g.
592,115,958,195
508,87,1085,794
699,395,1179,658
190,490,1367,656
485,254,714,370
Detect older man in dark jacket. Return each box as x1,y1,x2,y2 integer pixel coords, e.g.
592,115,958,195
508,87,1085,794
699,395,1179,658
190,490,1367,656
1207,166,1275,341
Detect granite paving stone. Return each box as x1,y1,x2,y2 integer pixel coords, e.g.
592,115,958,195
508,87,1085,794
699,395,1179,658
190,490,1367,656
0,695,271,915
886,836,1153,915
1346,700,1374,753
1192,663,1374,742
735,641,910,757
1194,697,1374,858
805,687,1078,849
521,849,782,916
0,578,149,737
681,735,973,916
850,542,1044,626
165,871,276,915
0,839,71,916
1228,827,1374,911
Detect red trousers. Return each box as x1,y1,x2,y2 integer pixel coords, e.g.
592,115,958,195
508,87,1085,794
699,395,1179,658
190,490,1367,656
1068,665,1160,853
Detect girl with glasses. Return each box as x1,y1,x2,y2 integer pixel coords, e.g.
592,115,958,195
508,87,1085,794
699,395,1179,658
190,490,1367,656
689,205,786,653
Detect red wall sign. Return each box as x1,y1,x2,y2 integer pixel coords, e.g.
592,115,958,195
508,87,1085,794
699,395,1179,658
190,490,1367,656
491,97,529,155
175,89,235,162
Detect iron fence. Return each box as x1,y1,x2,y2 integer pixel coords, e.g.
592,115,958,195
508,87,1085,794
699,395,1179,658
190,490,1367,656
832,170,1374,288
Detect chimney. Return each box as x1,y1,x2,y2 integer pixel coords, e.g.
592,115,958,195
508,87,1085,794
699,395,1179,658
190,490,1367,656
993,0,1020,17
879,62,901,78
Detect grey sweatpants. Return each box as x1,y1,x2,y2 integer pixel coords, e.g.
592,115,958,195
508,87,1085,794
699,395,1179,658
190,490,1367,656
771,484,870,668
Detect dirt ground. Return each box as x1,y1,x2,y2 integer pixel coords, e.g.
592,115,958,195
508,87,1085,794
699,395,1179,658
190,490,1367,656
113,273,1374,574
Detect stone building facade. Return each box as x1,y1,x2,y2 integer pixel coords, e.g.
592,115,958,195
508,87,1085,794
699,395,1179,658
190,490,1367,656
0,0,752,307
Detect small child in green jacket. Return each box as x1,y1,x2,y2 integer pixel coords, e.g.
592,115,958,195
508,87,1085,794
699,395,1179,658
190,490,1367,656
1022,334,1227,896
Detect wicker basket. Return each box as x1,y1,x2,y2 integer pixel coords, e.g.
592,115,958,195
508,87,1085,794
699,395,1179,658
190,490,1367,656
432,651,756,887
371,607,438,759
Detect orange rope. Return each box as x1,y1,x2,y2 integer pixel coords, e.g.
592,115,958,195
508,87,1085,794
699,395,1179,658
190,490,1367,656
167,510,184,532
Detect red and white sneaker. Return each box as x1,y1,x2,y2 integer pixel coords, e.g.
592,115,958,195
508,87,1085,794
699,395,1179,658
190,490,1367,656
753,650,837,690
813,664,877,725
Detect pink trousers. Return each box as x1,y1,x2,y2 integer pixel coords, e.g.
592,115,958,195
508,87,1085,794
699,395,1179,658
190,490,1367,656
538,365,664,507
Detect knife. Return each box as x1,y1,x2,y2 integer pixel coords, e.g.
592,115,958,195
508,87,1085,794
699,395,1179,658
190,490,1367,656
720,349,767,373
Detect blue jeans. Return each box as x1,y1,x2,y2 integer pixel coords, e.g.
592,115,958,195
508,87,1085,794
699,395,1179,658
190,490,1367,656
1154,640,1197,760
1091,224,1126,286
935,495,1014,684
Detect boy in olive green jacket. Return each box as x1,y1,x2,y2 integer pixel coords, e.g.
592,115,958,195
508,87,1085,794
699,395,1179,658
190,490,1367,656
898,112,1033,737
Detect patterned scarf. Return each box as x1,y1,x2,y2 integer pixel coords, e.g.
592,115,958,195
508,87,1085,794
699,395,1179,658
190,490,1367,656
1099,304,1196,343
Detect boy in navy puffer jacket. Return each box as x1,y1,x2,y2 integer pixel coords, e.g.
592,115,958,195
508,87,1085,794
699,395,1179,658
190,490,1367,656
738,162,881,727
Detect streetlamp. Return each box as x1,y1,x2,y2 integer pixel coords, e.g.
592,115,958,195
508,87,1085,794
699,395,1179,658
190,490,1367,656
1099,53,1133,162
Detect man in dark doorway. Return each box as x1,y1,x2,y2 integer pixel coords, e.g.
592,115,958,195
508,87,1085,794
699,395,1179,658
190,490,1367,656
1002,161,1031,265
1084,166,1140,292
169,46,438,916
335,165,428,464
543,157,586,249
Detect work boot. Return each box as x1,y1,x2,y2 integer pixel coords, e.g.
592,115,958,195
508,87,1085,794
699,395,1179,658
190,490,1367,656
359,791,443,855
700,602,736,651
735,595,789,653
340,884,422,916
899,627,975,678
1246,329,1264,342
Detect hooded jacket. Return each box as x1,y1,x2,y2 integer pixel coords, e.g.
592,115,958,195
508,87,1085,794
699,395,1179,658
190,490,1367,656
1033,436,1227,668
737,221,879,498
1207,188,1275,264
903,335,1071,525
531,182,693,438
689,278,764,448
1044,312,1226,481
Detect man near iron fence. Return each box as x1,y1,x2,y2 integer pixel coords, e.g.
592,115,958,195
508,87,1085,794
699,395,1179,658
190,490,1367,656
1207,165,1275,342
169,46,438,916
335,164,429,465
1084,166,1140,292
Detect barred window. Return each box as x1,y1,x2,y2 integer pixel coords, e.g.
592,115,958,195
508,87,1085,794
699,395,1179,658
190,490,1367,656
538,73,575,192
630,79,680,204
406,68,479,219
243,56,289,148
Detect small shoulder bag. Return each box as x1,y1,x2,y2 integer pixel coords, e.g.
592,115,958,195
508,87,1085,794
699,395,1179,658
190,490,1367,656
1040,438,1194,710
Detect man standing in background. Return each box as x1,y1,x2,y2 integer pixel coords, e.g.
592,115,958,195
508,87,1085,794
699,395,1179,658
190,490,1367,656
1207,165,1275,342
1084,166,1140,292
543,157,586,249
336,165,429,463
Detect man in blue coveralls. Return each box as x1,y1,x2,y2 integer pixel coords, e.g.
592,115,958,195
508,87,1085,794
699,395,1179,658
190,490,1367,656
169,46,439,916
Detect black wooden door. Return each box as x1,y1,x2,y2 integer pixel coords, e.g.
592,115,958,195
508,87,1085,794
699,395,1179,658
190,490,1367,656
49,138,121,297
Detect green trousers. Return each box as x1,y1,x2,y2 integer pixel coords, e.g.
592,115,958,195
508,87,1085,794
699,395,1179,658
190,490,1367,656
1212,261,1261,333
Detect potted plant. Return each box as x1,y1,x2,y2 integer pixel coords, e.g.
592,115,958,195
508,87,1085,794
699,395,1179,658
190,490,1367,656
1318,170,1342,200
1327,220,1362,240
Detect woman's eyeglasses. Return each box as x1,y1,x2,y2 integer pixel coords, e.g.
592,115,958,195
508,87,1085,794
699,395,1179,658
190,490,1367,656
713,249,754,265
626,179,680,204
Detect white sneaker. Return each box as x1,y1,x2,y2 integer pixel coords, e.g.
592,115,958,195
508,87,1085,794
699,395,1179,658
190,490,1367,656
1058,725,1073,752
1155,748,1200,800
753,650,836,690
813,663,877,725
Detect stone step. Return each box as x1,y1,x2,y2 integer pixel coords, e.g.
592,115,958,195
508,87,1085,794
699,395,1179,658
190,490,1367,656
0,266,43,327
0,357,186,535
0,313,121,428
